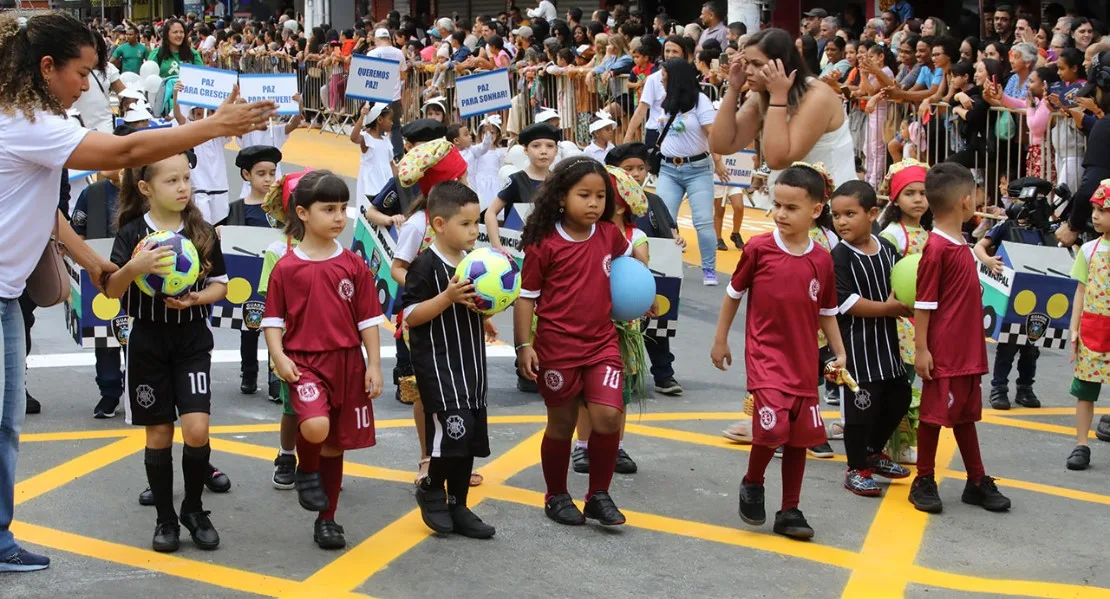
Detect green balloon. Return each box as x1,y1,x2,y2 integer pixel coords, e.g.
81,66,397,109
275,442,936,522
891,253,922,305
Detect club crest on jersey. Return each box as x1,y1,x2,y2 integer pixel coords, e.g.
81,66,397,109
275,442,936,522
136,384,156,408
243,300,265,331
758,406,777,430
298,382,321,403
337,278,355,301
445,415,466,440
544,369,564,391
809,278,820,302
602,255,612,276
854,389,872,411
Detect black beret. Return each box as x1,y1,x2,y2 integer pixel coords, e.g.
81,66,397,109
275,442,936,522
235,145,283,171
402,118,448,143
605,142,649,167
519,122,562,146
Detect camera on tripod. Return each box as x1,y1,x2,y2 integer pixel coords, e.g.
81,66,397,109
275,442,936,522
1004,177,1071,245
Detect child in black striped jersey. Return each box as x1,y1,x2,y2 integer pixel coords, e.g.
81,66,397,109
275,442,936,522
828,181,913,497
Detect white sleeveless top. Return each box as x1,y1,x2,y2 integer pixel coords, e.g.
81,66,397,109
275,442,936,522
766,83,856,196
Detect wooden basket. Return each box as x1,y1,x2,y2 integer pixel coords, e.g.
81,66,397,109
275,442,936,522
398,375,420,405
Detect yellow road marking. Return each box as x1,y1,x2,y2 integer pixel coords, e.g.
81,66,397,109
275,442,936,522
627,422,849,464
20,430,133,443
988,407,1110,417
15,435,144,505
982,414,1098,440
841,432,957,598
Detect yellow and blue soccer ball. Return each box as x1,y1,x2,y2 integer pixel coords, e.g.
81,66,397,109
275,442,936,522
132,230,201,297
455,247,521,316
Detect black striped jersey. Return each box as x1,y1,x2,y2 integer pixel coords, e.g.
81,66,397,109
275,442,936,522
831,236,905,383
110,213,228,324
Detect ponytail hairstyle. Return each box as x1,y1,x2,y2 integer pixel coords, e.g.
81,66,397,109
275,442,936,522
0,12,98,120
521,157,615,249
117,152,216,276
776,162,834,231
283,170,350,241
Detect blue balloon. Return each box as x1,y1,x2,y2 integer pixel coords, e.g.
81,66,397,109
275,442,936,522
610,256,656,321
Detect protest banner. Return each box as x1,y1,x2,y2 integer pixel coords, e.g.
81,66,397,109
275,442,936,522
177,64,237,110
346,55,401,104
713,149,757,188
239,73,300,115
455,69,512,119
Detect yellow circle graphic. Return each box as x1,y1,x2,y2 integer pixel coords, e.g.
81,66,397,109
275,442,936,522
1012,290,1037,316
92,294,121,320
1046,293,1070,320
654,295,671,317
226,278,253,304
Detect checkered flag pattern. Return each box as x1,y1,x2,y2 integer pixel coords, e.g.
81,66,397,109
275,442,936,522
80,326,123,349
997,323,1070,349
644,318,678,338
209,305,245,330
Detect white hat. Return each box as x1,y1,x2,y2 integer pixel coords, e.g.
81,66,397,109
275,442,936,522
588,110,616,134
374,28,391,38
363,102,387,126
119,86,146,101
534,107,560,123
123,105,154,122
422,97,448,114
480,114,503,131
436,44,450,59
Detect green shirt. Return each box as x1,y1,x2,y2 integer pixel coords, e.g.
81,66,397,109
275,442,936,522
148,46,203,78
258,237,297,296
1071,239,1110,286
111,42,148,74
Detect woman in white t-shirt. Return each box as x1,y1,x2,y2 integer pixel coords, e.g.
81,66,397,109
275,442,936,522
0,13,275,572
654,58,728,285
624,36,689,147
72,33,125,134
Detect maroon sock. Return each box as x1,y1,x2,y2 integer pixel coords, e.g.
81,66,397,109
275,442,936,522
318,455,343,521
586,431,619,500
296,433,321,473
780,446,807,511
744,444,776,486
953,423,986,481
540,435,571,500
916,423,940,478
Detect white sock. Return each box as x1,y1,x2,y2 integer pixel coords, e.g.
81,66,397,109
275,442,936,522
278,448,295,456
618,440,624,450
575,439,588,450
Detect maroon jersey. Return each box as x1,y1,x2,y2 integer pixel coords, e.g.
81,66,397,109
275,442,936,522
727,230,838,397
913,230,988,377
520,221,632,369
262,241,385,352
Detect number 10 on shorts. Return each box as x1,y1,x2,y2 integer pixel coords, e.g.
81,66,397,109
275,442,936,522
602,366,621,390
354,406,371,429
810,405,824,428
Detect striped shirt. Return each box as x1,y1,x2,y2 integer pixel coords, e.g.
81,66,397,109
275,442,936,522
832,236,905,383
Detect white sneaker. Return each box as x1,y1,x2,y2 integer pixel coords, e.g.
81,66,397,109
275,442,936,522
827,422,844,440
897,446,918,465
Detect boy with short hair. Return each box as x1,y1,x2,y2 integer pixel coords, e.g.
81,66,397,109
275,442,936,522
911,162,1011,514
404,181,495,538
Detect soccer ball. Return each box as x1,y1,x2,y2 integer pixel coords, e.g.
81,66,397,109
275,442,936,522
132,230,201,298
455,247,521,316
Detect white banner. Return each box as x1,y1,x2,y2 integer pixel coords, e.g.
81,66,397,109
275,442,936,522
714,149,757,188
346,55,401,104
455,69,512,119
239,74,300,115
177,64,237,110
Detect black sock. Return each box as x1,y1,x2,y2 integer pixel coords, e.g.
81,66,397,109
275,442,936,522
427,456,449,492
869,386,913,454
144,447,176,523
843,424,870,471
447,457,474,508
181,442,211,514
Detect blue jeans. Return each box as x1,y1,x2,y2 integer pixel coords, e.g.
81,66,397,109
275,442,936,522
655,158,716,272
0,298,27,560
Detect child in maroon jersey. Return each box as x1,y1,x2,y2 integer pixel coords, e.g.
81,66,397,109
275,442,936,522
515,158,638,527
710,164,848,541
262,171,386,550
910,163,1011,514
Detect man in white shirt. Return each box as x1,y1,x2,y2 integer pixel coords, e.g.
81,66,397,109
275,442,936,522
369,28,408,159
527,0,557,22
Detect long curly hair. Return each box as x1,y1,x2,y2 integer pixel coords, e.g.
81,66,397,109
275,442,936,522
156,19,194,65
521,158,616,249
0,12,98,120
117,155,216,277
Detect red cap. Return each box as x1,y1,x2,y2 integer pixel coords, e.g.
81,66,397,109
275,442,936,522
890,164,927,202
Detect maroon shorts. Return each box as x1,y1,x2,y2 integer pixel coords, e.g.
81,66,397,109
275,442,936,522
751,389,826,448
538,360,625,411
286,347,376,450
920,374,983,427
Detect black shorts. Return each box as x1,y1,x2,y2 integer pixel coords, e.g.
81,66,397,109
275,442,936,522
842,378,912,426
125,319,214,426
424,408,490,459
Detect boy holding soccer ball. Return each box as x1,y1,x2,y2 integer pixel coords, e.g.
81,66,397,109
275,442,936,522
403,181,496,538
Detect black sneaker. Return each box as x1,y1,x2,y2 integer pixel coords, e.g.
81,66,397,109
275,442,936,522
268,379,281,403
989,386,1010,410
240,371,257,395
415,481,454,533
1097,416,1110,443
738,478,766,525
517,376,538,393
139,487,154,506
716,238,727,251
205,466,231,493
180,510,220,550
93,397,118,419
450,505,496,538
654,377,684,396
571,446,589,474
808,442,835,458
1014,385,1041,408
313,518,347,549
544,492,585,525
151,520,180,553
908,475,943,513
866,453,911,479
824,387,840,406
961,475,1011,511
615,448,638,474
583,491,626,525
25,392,39,415
773,508,815,540
295,469,330,512
0,548,50,572
273,453,296,489
731,232,744,249
1066,445,1092,471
